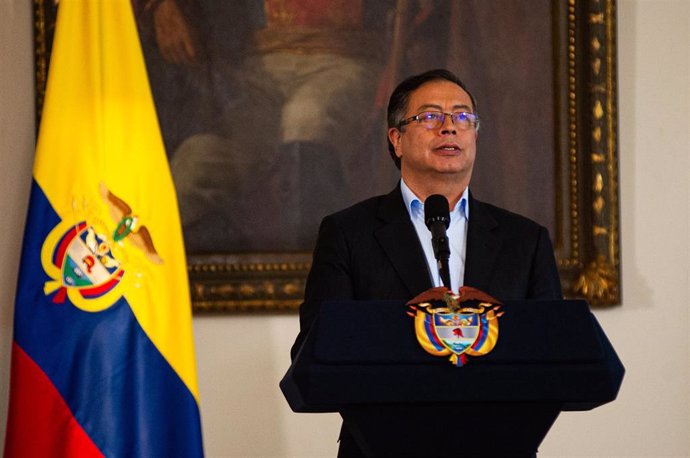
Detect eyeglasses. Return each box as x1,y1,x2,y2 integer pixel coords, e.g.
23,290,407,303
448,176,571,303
398,111,480,131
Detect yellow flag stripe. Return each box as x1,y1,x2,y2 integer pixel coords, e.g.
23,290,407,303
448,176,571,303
35,0,199,399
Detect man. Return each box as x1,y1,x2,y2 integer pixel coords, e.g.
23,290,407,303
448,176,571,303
291,69,563,456
152,0,395,252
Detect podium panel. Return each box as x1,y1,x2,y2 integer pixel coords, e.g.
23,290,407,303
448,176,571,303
341,402,560,457
281,300,624,456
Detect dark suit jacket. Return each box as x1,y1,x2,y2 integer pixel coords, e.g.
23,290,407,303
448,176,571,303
291,184,562,359
290,184,562,456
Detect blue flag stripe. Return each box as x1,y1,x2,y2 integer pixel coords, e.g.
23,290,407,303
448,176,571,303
13,181,203,457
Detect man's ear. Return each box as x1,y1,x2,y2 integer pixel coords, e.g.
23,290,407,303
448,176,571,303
388,128,403,158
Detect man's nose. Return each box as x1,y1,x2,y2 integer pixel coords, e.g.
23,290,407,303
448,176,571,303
440,115,457,134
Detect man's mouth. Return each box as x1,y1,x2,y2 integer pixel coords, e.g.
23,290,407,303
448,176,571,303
436,144,461,152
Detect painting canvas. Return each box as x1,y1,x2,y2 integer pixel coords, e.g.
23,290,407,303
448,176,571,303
34,0,621,310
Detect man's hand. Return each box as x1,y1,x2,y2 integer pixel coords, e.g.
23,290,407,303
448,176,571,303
150,0,199,65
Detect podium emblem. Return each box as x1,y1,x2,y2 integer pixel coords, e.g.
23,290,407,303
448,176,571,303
407,286,504,366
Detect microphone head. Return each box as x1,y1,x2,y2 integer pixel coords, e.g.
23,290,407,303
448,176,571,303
424,194,450,229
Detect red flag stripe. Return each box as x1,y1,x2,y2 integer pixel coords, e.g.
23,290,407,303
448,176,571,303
4,343,104,458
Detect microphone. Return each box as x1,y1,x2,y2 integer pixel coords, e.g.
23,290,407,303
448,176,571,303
424,194,452,289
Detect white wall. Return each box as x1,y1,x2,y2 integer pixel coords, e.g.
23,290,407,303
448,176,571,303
539,1,690,455
1,0,688,456
0,0,36,450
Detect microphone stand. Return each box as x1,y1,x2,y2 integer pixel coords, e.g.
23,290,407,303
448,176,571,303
425,194,452,291
429,223,452,289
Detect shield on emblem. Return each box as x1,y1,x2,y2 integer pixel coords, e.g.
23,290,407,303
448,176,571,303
54,222,124,299
432,312,480,355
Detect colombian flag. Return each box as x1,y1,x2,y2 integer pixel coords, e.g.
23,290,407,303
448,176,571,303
4,0,204,456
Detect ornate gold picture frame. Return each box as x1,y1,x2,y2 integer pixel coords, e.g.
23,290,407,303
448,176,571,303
33,0,620,311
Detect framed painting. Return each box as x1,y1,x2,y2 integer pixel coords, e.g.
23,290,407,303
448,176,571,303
33,0,621,310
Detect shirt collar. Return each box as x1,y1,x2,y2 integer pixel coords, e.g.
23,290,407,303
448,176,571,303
400,178,469,222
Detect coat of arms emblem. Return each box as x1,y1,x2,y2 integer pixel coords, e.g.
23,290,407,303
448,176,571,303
40,183,162,312
407,286,504,366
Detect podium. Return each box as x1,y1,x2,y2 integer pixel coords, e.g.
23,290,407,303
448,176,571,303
280,300,624,457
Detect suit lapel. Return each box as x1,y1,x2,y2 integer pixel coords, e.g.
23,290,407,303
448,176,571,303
464,194,502,292
374,185,432,296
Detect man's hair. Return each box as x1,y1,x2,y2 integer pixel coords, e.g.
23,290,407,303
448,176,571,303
386,69,478,169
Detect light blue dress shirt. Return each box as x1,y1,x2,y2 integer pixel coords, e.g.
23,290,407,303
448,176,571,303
400,179,469,292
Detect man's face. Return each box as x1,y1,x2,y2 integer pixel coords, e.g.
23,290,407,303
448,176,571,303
388,80,478,188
